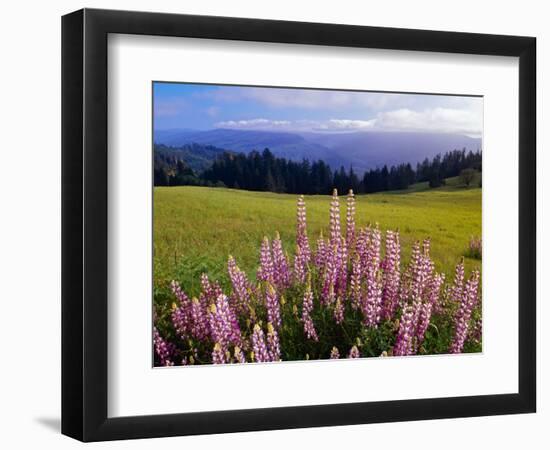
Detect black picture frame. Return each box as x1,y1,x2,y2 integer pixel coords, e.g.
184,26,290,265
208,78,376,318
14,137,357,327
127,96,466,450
62,8,536,442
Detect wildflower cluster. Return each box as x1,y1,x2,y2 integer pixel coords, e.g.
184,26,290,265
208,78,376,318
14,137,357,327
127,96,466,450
466,236,482,260
154,190,481,366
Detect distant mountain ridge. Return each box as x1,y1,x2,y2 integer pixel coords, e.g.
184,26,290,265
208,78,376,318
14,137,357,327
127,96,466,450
154,143,228,173
154,128,331,162
154,128,481,173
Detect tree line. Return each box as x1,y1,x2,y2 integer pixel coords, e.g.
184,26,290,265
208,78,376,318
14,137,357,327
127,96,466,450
154,147,481,194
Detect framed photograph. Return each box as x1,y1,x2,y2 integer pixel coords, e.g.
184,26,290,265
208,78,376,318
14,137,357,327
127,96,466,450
62,8,536,442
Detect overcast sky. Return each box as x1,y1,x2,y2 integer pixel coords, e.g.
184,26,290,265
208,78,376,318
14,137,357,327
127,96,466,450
153,82,483,137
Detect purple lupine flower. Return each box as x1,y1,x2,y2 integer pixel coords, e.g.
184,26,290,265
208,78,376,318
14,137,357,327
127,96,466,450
420,239,434,292
415,301,433,347
410,241,434,342
334,298,344,324
362,225,382,327
212,342,226,364
400,241,420,304
314,233,327,270
395,238,440,352
356,227,371,270
257,236,274,283
200,273,223,305
393,305,416,356
330,347,340,359
294,244,308,284
329,189,342,247
228,255,251,311
296,195,311,264
346,189,356,251
408,239,429,292
209,294,241,350
335,238,348,297
302,280,318,341
171,280,190,305
266,323,281,362
265,283,282,330
422,238,431,258
189,297,210,341
469,317,483,344
153,327,175,366
200,272,211,294
171,303,189,339
428,272,445,314
381,230,401,321
272,232,291,288
350,254,362,310
400,241,422,298
321,244,338,306
234,345,246,364
252,324,270,363
294,196,311,283
324,187,347,299
348,345,360,359
409,240,428,301
170,281,191,338
449,270,480,353
450,258,465,303
208,302,228,347
227,301,243,346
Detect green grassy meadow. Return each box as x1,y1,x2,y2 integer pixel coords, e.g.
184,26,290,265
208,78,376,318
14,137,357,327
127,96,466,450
153,181,482,311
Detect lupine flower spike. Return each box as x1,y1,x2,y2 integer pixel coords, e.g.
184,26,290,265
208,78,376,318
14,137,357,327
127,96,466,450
265,283,282,330
393,306,416,357
450,270,480,353
266,322,281,362
272,232,291,288
296,195,311,264
252,324,270,363
153,327,175,366
346,189,356,250
227,255,252,312
302,278,318,341
348,345,360,359
257,237,274,283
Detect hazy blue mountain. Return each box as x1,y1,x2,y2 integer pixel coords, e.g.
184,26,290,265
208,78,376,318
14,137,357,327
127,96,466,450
154,128,481,173
302,131,482,172
154,129,332,161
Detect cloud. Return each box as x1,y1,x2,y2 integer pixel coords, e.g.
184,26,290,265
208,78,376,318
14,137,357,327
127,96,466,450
215,117,375,132
322,119,376,131
216,118,292,129
374,107,482,136
203,88,482,136
215,106,482,136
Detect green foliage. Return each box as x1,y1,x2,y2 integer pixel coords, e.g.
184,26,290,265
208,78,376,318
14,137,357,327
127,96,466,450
459,168,479,187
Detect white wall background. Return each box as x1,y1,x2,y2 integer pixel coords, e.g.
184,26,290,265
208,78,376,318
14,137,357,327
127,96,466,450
0,0,545,448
